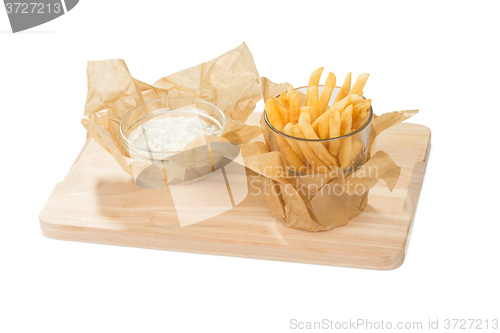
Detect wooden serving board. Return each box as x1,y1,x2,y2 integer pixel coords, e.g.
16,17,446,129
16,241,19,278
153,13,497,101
40,122,430,270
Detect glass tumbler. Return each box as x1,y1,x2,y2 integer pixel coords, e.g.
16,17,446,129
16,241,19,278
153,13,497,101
263,86,373,175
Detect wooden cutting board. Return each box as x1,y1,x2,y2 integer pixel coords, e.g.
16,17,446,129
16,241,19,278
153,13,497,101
40,122,430,270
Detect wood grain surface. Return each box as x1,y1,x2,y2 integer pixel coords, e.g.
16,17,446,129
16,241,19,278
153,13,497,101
40,122,430,270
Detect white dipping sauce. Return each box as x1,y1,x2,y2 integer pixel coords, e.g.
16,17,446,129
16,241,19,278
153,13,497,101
129,115,220,154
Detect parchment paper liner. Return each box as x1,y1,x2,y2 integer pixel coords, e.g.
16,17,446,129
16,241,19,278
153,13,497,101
81,43,263,180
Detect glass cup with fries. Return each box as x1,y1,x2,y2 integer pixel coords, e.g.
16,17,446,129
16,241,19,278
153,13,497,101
263,69,373,176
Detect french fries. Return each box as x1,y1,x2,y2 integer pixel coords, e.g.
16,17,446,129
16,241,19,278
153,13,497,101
338,105,353,169
312,93,363,130
306,67,323,123
351,139,364,162
264,68,372,173
298,111,339,168
265,98,284,130
319,72,336,115
283,123,307,164
288,85,300,124
278,91,289,109
353,98,371,130
328,109,341,155
272,96,289,124
292,124,328,170
349,73,369,96
333,72,351,104
319,115,329,140
285,147,306,171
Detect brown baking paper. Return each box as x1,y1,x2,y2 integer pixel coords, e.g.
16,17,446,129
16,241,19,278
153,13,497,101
81,43,263,179
240,108,418,231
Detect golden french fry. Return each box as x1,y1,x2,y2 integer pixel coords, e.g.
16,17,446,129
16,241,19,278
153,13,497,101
283,123,307,164
292,124,327,169
287,84,294,101
352,101,363,125
338,105,353,169
298,111,339,168
275,133,290,151
312,94,363,131
340,105,353,135
272,96,289,124
289,89,300,124
351,139,364,162
333,72,351,104
319,114,329,140
359,99,371,117
353,101,363,113
349,73,369,96
353,99,371,129
278,91,289,110
308,67,323,86
300,106,311,115
265,98,284,130
271,131,293,172
266,98,292,159
285,147,306,171
306,67,323,123
328,109,341,155
306,86,319,123
319,72,336,115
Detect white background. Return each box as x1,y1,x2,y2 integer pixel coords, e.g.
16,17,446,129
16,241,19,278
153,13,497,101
1,1,499,332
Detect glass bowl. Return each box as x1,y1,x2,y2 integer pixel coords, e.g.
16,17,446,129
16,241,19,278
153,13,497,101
120,97,226,165
263,85,373,175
